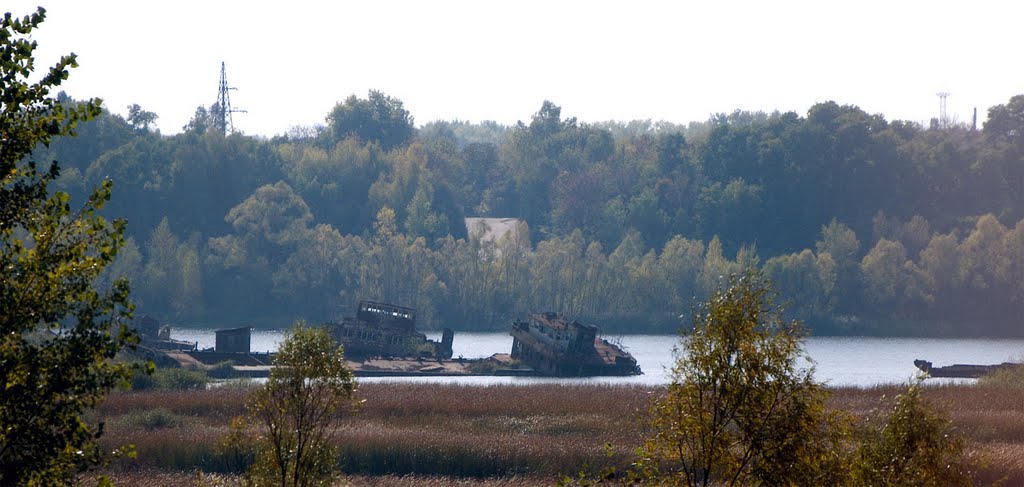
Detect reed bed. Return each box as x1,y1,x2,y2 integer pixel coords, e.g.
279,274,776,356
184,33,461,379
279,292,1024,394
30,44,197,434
103,388,250,420
100,471,540,486
96,382,1024,485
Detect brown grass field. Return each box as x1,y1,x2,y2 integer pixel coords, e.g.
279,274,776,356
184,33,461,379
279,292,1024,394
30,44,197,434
94,382,1024,486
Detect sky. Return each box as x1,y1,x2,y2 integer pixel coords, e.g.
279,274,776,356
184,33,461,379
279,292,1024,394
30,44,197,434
6,1,1023,137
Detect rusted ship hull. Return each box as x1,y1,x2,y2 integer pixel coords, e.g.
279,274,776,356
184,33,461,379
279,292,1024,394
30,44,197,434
510,312,641,377
325,301,454,360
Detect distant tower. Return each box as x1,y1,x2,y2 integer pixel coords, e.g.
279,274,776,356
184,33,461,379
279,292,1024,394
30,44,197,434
936,92,950,129
213,62,246,134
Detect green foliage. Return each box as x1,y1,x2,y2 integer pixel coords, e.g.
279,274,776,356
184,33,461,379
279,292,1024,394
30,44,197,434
121,407,183,431
852,381,972,487
26,44,1024,335
132,366,209,390
0,8,140,485
239,322,358,487
634,271,846,486
326,90,414,151
126,103,157,133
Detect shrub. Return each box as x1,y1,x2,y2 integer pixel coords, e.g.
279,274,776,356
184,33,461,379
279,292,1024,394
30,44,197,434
852,380,972,487
122,407,183,431
207,361,239,379
133,367,209,390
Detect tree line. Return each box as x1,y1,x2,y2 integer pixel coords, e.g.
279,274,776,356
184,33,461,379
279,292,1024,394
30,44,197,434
42,81,1024,335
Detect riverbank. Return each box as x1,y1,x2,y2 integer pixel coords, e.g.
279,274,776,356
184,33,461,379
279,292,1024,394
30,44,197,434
95,382,1022,485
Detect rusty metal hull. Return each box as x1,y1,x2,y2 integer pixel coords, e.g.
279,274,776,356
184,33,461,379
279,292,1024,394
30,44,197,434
510,313,641,377
325,300,454,360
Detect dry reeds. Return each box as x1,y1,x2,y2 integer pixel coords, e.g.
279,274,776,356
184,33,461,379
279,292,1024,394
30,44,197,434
96,381,1024,485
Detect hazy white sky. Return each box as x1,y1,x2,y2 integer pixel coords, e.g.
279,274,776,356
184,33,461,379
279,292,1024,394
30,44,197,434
7,1,1023,137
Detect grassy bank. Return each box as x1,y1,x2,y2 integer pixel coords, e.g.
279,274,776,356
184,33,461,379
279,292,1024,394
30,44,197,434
96,382,1024,485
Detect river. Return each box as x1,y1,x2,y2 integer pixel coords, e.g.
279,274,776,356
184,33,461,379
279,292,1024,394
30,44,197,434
170,329,1024,387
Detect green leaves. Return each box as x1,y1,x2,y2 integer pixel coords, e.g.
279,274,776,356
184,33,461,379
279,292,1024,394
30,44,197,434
240,322,357,486
326,90,415,151
852,381,971,487
0,8,137,485
640,270,843,486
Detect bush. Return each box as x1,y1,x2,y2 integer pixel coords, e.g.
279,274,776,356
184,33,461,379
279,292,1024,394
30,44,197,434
122,407,183,431
133,367,209,390
207,361,238,379
852,381,972,487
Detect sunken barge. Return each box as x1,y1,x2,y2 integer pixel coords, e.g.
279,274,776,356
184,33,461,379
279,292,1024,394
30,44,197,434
510,312,641,377
914,359,1019,379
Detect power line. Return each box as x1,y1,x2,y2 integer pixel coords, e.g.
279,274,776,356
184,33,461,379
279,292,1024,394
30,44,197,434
936,92,950,129
213,61,246,134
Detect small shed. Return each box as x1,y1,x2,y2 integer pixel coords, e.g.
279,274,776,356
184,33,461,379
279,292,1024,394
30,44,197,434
215,326,252,354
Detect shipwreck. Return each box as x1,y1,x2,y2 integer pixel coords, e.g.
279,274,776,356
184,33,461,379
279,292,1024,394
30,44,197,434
325,300,454,360
133,315,197,351
510,312,641,377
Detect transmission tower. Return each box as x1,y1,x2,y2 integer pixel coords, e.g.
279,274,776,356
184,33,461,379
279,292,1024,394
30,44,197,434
213,61,246,134
936,92,950,129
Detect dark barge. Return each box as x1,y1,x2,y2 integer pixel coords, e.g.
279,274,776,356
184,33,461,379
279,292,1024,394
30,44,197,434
914,359,1019,379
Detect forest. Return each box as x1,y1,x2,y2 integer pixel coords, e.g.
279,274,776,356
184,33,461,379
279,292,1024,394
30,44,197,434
43,91,1024,336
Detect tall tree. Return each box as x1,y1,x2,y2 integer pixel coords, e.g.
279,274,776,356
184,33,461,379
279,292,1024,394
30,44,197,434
326,90,415,151
0,8,138,484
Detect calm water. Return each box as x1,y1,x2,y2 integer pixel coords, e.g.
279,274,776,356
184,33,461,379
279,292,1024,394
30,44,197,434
171,329,1024,387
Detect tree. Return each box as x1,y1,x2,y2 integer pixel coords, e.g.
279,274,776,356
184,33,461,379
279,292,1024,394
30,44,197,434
636,271,845,486
0,8,138,484
815,219,861,312
225,181,314,248
764,249,836,318
125,103,157,133
183,105,212,135
243,323,357,487
326,90,414,151
860,239,911,312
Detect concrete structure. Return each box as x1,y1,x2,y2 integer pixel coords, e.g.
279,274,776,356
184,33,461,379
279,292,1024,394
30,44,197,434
465,217,525,244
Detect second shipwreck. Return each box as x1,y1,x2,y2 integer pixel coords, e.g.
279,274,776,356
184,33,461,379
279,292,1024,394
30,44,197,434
510,312,641,376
